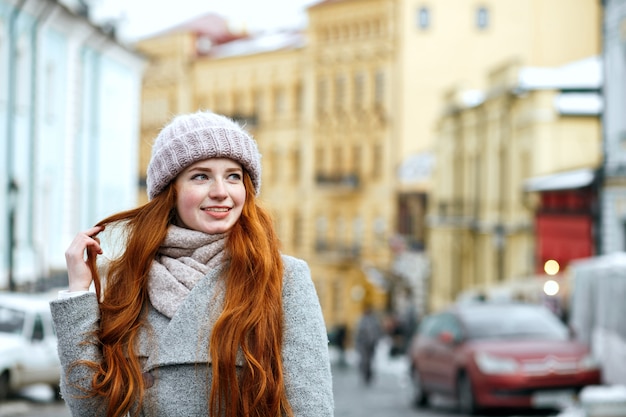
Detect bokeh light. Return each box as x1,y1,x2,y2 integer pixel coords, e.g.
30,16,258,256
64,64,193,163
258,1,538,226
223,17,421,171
543,279,560,296
544,259,560,275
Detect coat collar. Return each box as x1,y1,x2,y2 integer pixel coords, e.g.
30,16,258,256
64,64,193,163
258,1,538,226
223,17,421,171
138,266,244,371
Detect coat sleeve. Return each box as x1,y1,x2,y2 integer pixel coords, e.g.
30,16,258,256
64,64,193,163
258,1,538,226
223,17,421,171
281,256,334,416
50,293,108,416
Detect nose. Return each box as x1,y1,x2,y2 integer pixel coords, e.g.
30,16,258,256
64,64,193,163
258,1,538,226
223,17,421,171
209,178,228,199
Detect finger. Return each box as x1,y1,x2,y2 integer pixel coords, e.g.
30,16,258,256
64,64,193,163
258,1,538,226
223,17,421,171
84,236,103,256
85,225,105,239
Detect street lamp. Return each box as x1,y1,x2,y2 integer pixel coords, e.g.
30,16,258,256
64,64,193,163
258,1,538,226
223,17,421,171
7,179,19,292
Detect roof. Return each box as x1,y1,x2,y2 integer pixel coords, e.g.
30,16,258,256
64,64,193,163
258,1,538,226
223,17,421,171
518,56,602,91
308,0,349,10
207,30,305,59
135,12,242,45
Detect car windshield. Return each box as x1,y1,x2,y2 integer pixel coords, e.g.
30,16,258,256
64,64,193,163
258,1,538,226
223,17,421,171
461,304,569,341
0,306,26,335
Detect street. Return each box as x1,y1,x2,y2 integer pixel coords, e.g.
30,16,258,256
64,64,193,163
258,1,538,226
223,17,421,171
332,352,454,417
0,341,564,417
331,343,560,417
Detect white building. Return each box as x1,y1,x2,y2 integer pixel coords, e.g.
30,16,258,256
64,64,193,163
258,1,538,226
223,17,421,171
600,0,626,253
0,0,145,290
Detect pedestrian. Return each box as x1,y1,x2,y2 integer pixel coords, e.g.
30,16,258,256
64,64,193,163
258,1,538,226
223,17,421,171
355,304,383,385
50,110,334,417
332,323,348,368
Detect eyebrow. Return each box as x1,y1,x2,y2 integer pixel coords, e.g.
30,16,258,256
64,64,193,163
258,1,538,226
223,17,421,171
187,166,243,174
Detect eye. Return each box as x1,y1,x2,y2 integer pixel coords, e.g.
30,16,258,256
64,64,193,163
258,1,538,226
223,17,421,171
227,172,242,181
191,173,209,181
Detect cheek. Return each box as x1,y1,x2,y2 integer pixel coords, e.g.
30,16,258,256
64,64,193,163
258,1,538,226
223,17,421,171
176,187,201,213
233,187,247,206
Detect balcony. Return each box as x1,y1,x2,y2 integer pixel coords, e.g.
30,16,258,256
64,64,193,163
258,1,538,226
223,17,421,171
315,241,361,263
315,173,360,191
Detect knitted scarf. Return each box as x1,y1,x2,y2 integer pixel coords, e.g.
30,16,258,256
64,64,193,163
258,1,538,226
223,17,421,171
148,225,228,318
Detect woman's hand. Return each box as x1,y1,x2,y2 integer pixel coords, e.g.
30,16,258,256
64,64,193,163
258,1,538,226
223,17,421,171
64,226,104,293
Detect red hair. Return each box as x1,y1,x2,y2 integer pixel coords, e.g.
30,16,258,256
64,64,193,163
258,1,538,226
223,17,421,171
80,173,292,417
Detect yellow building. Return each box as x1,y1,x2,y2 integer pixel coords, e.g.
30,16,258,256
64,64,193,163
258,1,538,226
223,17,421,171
429,57,602,311
135,15,389,337
134,0,602,336
396,0,601,180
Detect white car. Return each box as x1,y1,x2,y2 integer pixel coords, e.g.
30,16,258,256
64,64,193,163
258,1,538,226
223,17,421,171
0,292,61,401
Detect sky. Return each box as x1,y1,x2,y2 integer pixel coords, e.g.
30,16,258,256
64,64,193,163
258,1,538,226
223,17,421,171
91,0,320,41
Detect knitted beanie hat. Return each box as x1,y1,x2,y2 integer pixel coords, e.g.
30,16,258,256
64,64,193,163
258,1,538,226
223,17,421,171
146,111,261,200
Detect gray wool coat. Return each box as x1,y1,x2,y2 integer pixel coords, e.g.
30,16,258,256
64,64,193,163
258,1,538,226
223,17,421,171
50,255,334,416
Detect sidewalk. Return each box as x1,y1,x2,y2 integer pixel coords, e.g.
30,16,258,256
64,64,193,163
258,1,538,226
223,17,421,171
331,338,418,417
331,340,424,417
329,336,410,378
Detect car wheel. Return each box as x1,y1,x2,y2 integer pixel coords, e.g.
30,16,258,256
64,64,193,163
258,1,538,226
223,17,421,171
457,372,477,415
0,371,10,401
410,365,429,408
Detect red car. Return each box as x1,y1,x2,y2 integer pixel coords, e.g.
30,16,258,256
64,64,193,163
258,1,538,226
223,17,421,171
408,302,601,414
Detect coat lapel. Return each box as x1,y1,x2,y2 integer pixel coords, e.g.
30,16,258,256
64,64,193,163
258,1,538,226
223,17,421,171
138,267,226,371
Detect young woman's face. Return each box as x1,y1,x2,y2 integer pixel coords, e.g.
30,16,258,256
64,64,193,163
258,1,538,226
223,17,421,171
174,158,246,234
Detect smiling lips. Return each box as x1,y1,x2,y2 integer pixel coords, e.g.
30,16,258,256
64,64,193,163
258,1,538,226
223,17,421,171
204,207,231,219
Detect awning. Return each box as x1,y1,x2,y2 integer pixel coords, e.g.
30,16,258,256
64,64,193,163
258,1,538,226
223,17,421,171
524,168,595,192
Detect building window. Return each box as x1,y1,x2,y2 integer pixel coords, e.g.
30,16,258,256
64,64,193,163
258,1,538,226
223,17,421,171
332,280,343,317
317,78,328,115
293,212,303,248
336,216,346,246
274,87,285,114
374,70,385,107
353,216,363,253
334,74,346,111
372,143,382,179
315,146,325,177
353,72,365,110
254,90,264,117
476,6,489,30
45,61,56,123
316,216,328,251
295,83,303,116
292,148,301,183
333,145,343,176
352,144,362,177
233,92,245,114
417,6,430,29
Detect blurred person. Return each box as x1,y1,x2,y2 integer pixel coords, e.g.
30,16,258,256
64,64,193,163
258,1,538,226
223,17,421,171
50,111,333,417
355,304,383,385
332,323,348,368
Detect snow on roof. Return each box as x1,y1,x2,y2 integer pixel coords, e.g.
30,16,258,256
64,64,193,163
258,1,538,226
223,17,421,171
555,92,603,116
518,56,602,91
209,31,305,59
523,168,595,192
461,90,485,108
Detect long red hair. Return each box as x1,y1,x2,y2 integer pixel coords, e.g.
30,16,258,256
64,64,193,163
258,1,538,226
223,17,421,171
80,172,292,417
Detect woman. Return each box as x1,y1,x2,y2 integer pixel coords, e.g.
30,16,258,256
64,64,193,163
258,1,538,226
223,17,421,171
51,111,334,417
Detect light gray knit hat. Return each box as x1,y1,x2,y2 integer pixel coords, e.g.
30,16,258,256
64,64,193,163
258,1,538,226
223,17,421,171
146,111,261,200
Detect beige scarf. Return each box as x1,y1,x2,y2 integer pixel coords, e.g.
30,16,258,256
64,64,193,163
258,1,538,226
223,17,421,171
148,225,228,318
